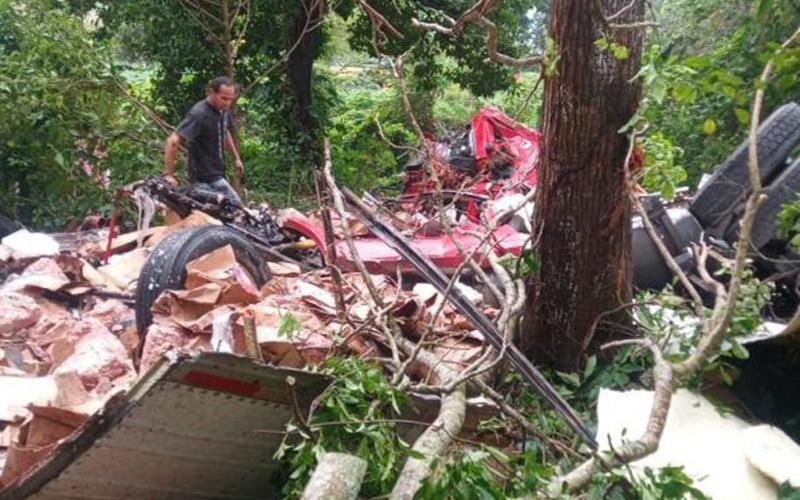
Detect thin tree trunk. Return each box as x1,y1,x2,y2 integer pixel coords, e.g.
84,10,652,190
286,0,323,166
521,0,645,370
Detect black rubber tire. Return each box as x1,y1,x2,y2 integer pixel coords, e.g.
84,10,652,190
0,212,23,239
690,102,800,234
725,156,800,249
134,225,269,348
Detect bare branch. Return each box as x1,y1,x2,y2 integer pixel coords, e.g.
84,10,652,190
608,21,660,29
607,0,638,21
412,0,541,68
474,16,542,67
356,0,404,39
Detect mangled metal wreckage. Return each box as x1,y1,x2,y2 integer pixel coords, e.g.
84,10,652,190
2,104,800,497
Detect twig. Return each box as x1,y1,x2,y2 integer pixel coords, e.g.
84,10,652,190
287,375,314,438
412,0,542,68
625,130,705,317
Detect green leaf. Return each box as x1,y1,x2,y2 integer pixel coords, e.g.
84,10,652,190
702,119,717,135
671,83,696,104
734,108,751,126
556,371,580,388
611,43,630,60
777,480,800,499
729,338,750,360
54,152,66,169
583,355,597,380
684,55,712,70
650,79,668,104
277,312,301,337
756,0,774,18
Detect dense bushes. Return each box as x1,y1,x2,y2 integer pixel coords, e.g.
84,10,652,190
0,0,160,229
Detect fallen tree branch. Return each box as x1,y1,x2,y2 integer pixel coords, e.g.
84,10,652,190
321,141,468,498
391,337,467,500
301,452,367,500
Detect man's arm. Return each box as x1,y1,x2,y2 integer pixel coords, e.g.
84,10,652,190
163,132,183,185
225,130,244,177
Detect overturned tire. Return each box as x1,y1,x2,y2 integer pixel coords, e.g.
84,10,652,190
725,156,800,249
134,225,269,350
690,102,800,235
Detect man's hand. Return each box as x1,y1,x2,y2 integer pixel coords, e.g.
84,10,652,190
234,158,245,178
163,173,179,187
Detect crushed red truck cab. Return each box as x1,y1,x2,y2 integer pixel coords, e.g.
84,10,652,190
296,106,540,275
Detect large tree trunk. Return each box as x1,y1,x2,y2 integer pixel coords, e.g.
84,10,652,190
286,0,324,165
521,0,645,370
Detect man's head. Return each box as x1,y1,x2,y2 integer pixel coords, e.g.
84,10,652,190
207,76,235,111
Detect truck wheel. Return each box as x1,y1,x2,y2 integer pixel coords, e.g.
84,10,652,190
0,211,22,239
726,156,800,249
690,102,800,235
134,225,269,350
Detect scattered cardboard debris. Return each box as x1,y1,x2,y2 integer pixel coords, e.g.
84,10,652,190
1,258,69,294
1,230,59,259
96,247,149,291
0,293,41,337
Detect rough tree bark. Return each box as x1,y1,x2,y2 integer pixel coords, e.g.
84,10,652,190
301,452,367,500
286,0,324,165
521,0,646,370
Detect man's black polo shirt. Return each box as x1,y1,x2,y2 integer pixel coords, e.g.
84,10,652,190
176,99,233,183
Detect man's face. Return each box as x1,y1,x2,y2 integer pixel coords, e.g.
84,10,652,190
209,84,235,111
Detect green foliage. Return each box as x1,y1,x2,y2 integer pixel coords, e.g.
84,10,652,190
777,481,800,500
327,81,415,193
553,347,653,408
640,132,688,200
417,448,508,500
595,36,630,60
277,312,301,338
336,0,545,98
104,0,293,122
633,268,772,385
417,446,554,499
276,357,409,498
497,248,541,280
0,0,160,229
588,465,708,499
777,194,800,251
431,71,543,130
636,0,800,185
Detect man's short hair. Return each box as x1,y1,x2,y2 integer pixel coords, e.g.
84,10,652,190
209,76,234,92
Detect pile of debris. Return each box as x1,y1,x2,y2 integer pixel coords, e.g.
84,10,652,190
0,212,490,487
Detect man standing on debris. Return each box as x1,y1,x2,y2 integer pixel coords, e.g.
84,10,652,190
163,76,244,204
